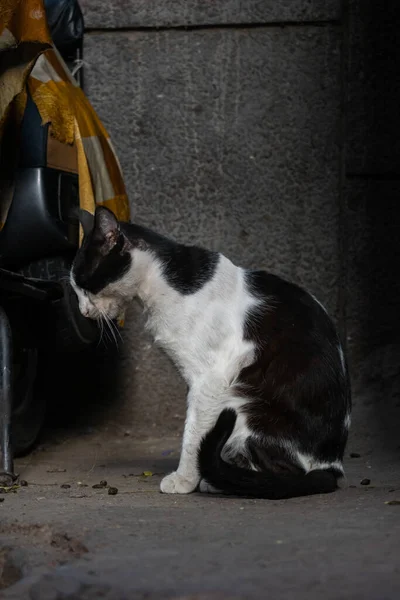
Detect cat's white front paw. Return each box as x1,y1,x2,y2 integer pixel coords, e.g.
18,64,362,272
160,471,198,494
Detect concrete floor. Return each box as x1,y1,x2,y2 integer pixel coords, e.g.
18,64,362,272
2,425,400,600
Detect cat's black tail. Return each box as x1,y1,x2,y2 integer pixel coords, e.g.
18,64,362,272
198,409,339,499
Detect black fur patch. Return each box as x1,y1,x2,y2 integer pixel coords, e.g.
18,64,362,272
73,230,131,294
121,223,219,295
239,270,351,466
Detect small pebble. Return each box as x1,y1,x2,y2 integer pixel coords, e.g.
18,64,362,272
61,484,71,489
92,480,107,489
20,480,28,487
108,487,118,496
0,498,4,503
350,453,361,458
360,478,371,486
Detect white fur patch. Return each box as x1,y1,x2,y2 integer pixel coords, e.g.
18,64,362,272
344,412,351,430
338,344,346,375
140,256,261,388
295,452,344,475
310,293,328,314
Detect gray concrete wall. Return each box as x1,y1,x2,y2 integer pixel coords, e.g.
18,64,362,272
72,1,399,459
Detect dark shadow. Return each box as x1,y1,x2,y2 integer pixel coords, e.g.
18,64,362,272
346,182,400,456
37,340,126,439
345,1,400,456
347,1,400,175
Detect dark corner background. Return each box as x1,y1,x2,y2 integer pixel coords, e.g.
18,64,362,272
50,0,400,464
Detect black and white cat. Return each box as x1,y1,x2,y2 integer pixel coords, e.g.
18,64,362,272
71,206,351,499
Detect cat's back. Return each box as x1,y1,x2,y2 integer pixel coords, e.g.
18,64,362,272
244,269,339,346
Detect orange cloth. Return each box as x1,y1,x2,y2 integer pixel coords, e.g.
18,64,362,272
0,0,130,231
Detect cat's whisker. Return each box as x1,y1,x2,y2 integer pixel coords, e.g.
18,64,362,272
109,317,123,343
96,316,105,348
98,314,111,347
93,307,112,349
106,315,119,348
101,322,113,348
98,308,119,349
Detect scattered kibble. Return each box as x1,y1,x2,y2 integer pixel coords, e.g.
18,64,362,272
0,498,4,503
360,478,371,486
385,500,400,506
350,453,361,458
92,480,107,489
108,487,118,496
60,484,71,489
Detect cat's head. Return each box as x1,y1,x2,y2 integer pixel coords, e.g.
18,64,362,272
71,206,133,321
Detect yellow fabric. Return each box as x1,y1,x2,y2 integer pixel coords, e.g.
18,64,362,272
0,0,130,232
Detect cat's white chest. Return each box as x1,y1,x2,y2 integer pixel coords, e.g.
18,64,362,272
146,259,259,388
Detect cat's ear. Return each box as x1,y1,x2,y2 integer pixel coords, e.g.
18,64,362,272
94,206,120,249
70,207,95,237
